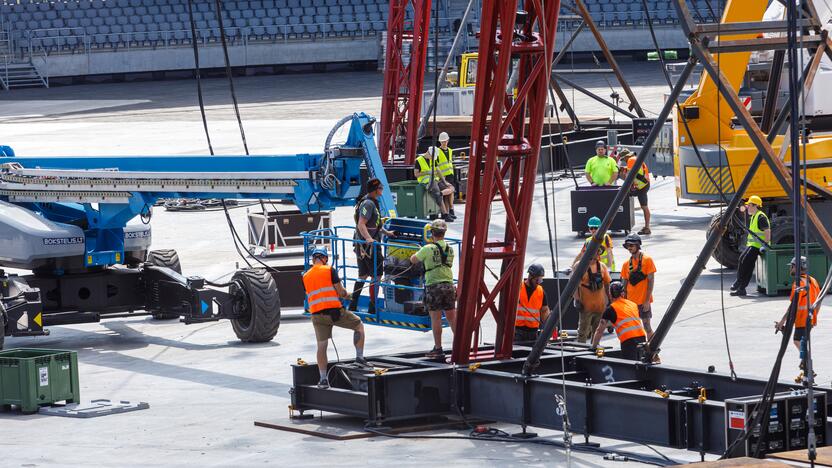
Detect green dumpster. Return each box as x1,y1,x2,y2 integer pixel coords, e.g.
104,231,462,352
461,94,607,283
390,180,440,219
0,348,80,413
756,243,830,296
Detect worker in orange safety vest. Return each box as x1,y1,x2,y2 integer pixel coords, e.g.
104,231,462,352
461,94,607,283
514,263,551,343
591,280,647,360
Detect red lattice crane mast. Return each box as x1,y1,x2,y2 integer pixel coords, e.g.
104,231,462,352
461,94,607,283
452,0,560,364
379,0,432,164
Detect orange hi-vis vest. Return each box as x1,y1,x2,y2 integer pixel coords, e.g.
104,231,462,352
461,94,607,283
611,297,646,343
792,274,821,328
303,264,342,313
515,283,544,328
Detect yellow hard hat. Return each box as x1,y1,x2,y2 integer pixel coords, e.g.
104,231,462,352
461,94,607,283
746,195,762,207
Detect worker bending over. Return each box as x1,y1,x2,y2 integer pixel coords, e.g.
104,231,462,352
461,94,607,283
303,247,368,388
620,233,656,338
584,140,618,187
731,195,770,297
435,131,457,219
775,256,821,377
350,178,396,314
574,247,611,343
574,216,615,271
617,149,651,235
411,219,457,359
591,281,647,360
415,147,455,222
513,264,551,343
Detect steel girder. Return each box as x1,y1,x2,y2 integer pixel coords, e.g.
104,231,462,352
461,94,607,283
452,0,560,364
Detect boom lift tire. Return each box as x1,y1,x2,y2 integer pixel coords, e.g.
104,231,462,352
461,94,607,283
145,249,183,320
229,268,281,343
708,212,744,269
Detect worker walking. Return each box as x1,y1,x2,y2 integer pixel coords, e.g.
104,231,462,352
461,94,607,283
410,220,457,359
350,178,396,314
775,256,821,377
620,233,656,338
617,149,652,235
574,248,612,343
585,140,618,187
303,247,368,388
436,132,457,219
591,281,647,360
574,216,616,271
415,147,455,222
731,195,770,297
513,264,551,343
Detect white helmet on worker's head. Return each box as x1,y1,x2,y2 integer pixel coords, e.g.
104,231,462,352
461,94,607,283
438,132,450,142
426,146,437,158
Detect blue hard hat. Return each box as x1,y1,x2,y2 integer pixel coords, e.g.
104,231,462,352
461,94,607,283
311,247,329,259
587,216,601,228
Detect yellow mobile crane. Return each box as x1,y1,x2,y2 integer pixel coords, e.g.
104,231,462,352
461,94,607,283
674,0,832,267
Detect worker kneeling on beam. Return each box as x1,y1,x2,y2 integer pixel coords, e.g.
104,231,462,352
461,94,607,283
731,195,770,297
574,216,615,271
415,147,455,222
410,219,457,359
303,247,369,388
775,256,821,378
591,281,647,360
513,264,551,343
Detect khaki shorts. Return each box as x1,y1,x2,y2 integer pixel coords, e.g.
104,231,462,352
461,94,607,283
311,308,363,341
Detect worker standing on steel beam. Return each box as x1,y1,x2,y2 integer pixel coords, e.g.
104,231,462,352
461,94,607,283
574,216,616,271
410,219,457,359
617,149,652,235
573,248,612,343
775,256,821,377
620,233,656,339
591,281,647,360
513,264,551,343
731,195,770,297
435,132,457,220
350,178,396,314
303,247,369,388
584,140,618,186
415,147,455,222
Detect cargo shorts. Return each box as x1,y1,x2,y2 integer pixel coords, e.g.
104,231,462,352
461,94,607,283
424,282,456,312
311,308,363,341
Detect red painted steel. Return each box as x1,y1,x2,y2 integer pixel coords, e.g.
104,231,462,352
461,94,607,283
379,0,432,165
451,0,561,364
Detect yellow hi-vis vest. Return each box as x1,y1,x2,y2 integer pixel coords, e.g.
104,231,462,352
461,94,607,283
415,155,441,185
747,211,769,249
436,146,454,177
584,235,615,271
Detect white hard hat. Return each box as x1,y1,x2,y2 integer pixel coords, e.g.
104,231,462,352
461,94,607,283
426,147,437,157
438,132,450,142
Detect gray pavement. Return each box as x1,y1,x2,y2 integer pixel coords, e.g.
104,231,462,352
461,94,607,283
0,62,816,467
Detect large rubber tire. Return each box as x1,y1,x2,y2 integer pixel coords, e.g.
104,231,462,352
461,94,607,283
145,249,183,319
769,215,796,245
707,212,744,269
230,268,281,343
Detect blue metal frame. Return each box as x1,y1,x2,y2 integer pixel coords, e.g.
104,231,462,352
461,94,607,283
301,222,460,332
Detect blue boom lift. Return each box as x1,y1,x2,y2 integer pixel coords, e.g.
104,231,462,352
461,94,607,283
0,113,438,348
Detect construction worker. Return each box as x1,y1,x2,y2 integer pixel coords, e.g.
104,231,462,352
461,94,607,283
574,216,616,271
436,131,457,219
303,247,368,388
410,219,457,359
620,233,656,338
573,247,612,343
584,140,618,187
617,149,651,235
591,281,647,360
514,264,551,343
731,195,770,297
350,178,396,314
415,147,455,222
775,256,821,375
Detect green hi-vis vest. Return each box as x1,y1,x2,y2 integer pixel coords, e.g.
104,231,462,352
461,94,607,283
747,211,769,248
436,146,454,177
416,155,442,185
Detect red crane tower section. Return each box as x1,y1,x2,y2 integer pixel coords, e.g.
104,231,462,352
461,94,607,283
452,0,560,364
379,0,432,165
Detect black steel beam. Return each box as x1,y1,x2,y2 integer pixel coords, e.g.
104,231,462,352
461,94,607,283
706,36,823,53
694,18,819,35
760,49,784,134
552,73,638,119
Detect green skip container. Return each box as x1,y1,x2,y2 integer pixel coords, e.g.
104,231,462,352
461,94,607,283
389,180,440,219
0,348,81,413
756,243,831,296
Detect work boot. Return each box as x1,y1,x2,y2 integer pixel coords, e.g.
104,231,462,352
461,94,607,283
442,213,454,222
317,378,330,389
730,283,738,291
729,288,747,297
354,357,372,368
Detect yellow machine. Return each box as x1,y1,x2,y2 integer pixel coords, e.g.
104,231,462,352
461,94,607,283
458,52,478,88
673,0,832,266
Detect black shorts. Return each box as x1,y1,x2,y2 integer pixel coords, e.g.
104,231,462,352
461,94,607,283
424,282,456,312
356,243,383,277
620,336,646,360
793,326,811,342
632,184,649,206
514,326,538,343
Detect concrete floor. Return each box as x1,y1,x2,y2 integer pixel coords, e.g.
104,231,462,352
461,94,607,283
0,61,815,467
